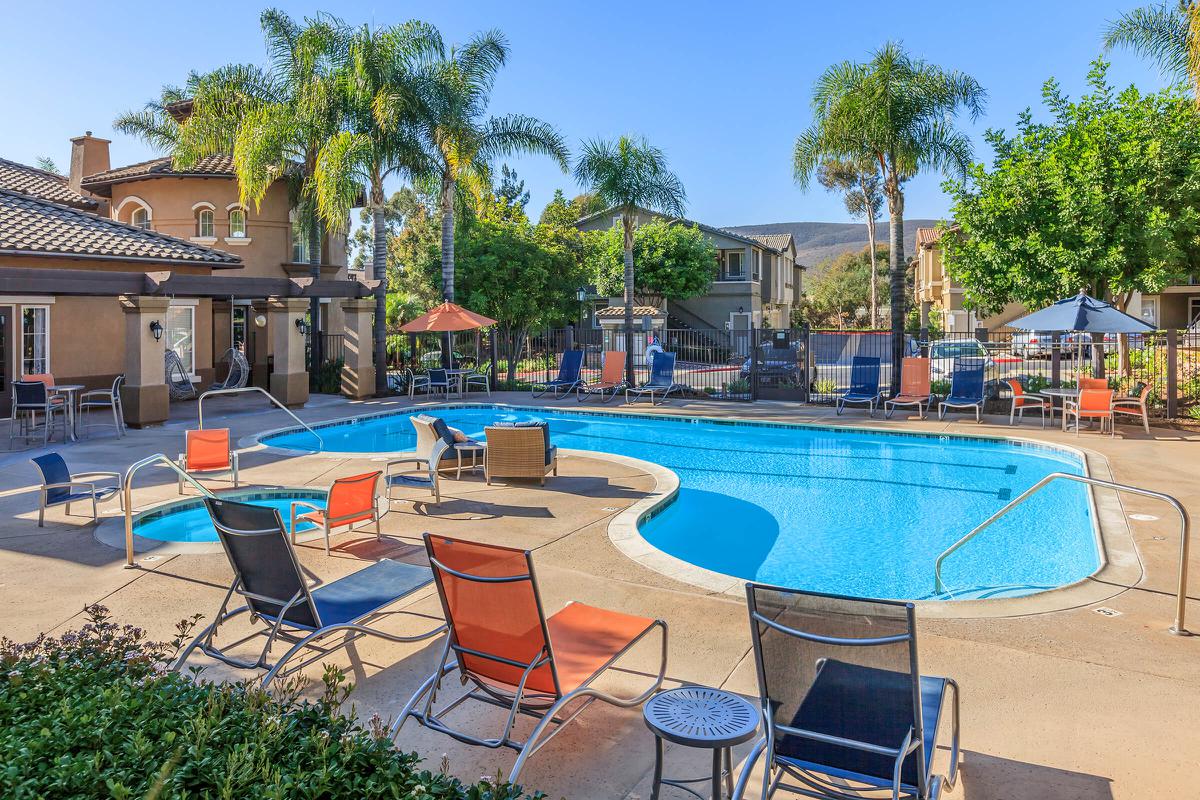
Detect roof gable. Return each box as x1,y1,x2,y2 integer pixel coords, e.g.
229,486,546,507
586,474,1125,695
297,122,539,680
0,158,98,210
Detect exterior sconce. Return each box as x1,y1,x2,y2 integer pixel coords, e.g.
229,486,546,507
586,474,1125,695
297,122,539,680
149,320,163,341
295,318,308,336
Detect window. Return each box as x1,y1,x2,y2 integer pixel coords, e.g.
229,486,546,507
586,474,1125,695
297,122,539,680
165,305,195,376
131,207,150,230
231,306,248,350
1140,297,1159,327
725,251,744,279
197,209,214,238
228,208,246,238
290,211,320,262
21,306,49,375
752,250,761,281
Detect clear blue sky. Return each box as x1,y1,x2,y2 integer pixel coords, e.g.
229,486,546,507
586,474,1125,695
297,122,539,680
2,0,1167,226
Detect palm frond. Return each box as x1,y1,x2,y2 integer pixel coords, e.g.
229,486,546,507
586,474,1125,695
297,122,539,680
477,114,570,171
314,131,371,233
1103,2,1191,83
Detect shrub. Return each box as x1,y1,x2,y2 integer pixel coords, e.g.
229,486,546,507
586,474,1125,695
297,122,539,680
0,606,540,800
930,378,952,396
725,378,751,395
812,379,838,395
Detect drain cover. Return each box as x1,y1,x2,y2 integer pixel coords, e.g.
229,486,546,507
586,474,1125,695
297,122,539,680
601,506,620,512
1129,513,1159,522
1094,607,1123,617
140,555,162,563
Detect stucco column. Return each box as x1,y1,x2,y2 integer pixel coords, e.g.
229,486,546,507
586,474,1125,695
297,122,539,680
119,295,170,428
340,298,376,399
268,297,310,408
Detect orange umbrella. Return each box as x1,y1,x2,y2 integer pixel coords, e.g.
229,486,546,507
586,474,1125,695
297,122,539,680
399,302,497,332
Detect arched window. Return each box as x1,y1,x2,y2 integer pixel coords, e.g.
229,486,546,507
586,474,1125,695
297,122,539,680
197,208,215,238
228,208,247,238
131,207,150,230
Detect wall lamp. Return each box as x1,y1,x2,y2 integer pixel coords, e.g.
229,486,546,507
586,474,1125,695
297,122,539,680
295,317,309,336
149,320,163,341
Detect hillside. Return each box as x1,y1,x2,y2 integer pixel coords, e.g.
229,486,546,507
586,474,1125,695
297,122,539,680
725,219,941,274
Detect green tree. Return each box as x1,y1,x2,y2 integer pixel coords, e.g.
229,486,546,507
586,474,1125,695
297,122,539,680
34,157,60,175
495,164,530,210
538,189,576,227
802,247,889,329
1104,1,1200,97
943,60,1200,372
817,157,884,327
573,136,687,382
583,221,715,307
794,42,985,392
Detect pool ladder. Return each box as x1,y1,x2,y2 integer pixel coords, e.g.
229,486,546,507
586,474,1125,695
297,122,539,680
122,454,215,569
933,472,1191,635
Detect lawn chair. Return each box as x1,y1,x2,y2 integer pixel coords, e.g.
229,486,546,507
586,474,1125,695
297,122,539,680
31,452,122,527
386,415,479,502
79,374,125,438
177,428,239,493
577,350,626,403
625,351,679,405
732,584,960,800
884,358,932,419
427,368,452,397
1063,389,1115,437
165,349,197,400
532,349,584,399
392,534,668,782
1113,381,1150,434
1079,377,1108,390
484,421,557,485
936,363,985,423
9,380,68,447
290,471,383,555
173,497,445,688
1005,379,1051,427
836,357,882,416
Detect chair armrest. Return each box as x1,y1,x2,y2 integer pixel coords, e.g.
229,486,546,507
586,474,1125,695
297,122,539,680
72,471,121,486
385,456,428,474
41,481,100,495
290,500,324,515
78,390,112,401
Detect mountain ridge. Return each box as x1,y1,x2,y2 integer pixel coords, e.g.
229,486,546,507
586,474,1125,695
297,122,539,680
726,219,942,275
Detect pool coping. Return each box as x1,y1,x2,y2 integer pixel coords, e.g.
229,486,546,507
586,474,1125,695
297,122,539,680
245,402,1142,618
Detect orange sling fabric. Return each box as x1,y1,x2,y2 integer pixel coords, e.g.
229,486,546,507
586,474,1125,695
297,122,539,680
1007,380,1047,407
895,358,930,399
303,471,379,526
22,374,64,404
1079,377,1108,390
1077,389,1114,417
185,429,231,471
597,351,625,387
544,601,655,694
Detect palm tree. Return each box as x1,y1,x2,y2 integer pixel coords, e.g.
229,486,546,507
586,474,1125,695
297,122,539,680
1104,1,1200,98
573,136,687,384
817,157,884,328
315,20,442,394
417,29,570,305
794,42,985,392
174,8,345,375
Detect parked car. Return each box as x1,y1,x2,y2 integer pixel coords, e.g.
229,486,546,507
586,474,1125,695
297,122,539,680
1011,330,1056,358
740,342,805,387
928,339,994,377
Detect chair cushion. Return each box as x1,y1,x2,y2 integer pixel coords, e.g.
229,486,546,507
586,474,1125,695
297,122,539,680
492,420,553,464
544,601,656,694
776,659,946,791
428,417,458,447
309,559,434,627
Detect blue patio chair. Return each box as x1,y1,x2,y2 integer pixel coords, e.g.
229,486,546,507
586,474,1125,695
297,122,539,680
937,361,986,423
427,368,452,397
173,497,446,688
836,356,882,416
625,351,679,405
733,584,960,800
31,452,122,527
531,349,584,399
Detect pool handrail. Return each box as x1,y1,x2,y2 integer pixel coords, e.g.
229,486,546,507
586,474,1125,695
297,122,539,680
198,386,323,447
933,472,1191,635
122,453,216,568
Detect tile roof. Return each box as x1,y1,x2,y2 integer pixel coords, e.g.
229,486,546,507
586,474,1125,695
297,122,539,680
80,154,240,196
575,205,788,253
744,232,794,252
0,188,242,267
0,158,98,209
916,226,943,248
594,305,662,317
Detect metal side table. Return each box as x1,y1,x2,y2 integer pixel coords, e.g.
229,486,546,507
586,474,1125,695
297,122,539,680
643,686,759,800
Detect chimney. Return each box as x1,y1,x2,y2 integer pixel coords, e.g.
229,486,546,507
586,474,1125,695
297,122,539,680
68,131,111,193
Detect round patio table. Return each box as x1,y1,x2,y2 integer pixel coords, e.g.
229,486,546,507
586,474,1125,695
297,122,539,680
48,384,85,441
1041,388,1080,431
643,686,759,800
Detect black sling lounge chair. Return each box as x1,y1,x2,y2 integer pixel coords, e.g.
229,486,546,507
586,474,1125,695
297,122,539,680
173,497,445,688
733,584,960,800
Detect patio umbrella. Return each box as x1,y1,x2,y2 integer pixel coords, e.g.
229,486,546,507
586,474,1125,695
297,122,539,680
1009,291,1153,334
399,301,497,332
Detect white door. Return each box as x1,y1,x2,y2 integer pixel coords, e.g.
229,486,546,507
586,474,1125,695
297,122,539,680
1188,297,1200,328
729,312,752,357
1139,297,1159,328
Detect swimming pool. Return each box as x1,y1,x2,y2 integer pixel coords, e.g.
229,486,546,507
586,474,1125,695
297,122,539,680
134,488,327,543
263,406,1099,600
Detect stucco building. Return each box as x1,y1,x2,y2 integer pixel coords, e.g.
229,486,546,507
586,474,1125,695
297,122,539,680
911,225,1023,333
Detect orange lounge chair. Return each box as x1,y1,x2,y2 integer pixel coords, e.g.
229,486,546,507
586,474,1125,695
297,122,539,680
1079,377,1108,390
290,471,383,555
1006,379,1052,427
577,350,627,403
1064,388,1115,436
884,357,933,419
177,428,239,492
392,534,668,782
1113,382,1151,434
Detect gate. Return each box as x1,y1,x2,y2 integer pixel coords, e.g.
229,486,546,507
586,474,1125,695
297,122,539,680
750,328,809,401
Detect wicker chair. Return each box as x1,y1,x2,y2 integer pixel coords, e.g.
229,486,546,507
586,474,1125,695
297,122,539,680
484,423,557,485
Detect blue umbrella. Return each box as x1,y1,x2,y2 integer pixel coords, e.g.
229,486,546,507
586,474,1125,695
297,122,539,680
1009,291,1154,333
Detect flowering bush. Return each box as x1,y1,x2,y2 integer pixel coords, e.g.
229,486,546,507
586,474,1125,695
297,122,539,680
0,606,540,800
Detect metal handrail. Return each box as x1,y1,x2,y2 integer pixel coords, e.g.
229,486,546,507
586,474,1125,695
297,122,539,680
933,472,1191,635
122,453,216,568
198,386,322,446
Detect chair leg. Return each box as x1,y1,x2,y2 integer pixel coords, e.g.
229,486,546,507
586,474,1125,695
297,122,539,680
38,498,45,527
324,522,331,556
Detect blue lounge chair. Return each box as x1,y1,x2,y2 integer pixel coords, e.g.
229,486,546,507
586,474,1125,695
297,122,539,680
836,356,882,416
625,351,679,405
733,584,960,800
532,349,584,399
31,452,122,526
173,497,445,688
937,361,986,423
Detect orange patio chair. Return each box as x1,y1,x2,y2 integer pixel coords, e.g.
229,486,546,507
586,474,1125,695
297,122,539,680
884,357,933,419
1064,388,1115,437
1006,379,1052,427
1079,377,1109,390
290,471,383,555
1113,381,1151,434
576,350,627,403
177,428,239,492
392,534,668,782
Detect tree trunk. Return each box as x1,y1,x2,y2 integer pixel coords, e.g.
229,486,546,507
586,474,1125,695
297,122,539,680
371,193,388,395
308,213,322,378
622,213,636,385
865,212,879,329
440,174,456,370
886,184,905,396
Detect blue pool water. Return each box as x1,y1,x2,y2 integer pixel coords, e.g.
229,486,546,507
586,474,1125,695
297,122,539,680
135,489,327,543
265,406,1098,599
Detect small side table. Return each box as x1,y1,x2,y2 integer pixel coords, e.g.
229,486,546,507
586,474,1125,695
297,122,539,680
453,441,486,479
644,687,759,800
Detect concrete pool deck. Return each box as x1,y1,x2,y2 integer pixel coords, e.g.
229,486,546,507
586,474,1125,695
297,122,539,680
0,391,1197,799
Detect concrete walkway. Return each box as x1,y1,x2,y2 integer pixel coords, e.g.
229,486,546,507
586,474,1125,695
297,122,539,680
0,392,1196,799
